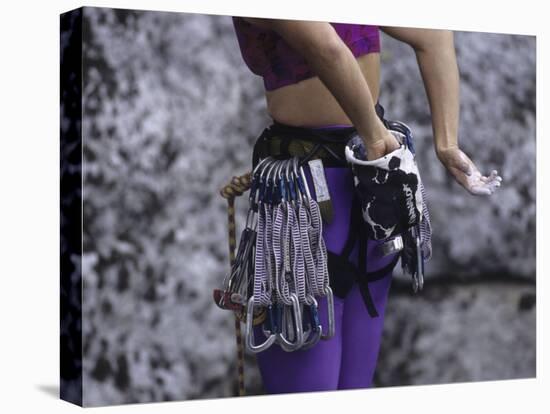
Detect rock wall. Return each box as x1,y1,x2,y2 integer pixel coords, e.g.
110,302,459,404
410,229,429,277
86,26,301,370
375,281,535,387
76,7,535,406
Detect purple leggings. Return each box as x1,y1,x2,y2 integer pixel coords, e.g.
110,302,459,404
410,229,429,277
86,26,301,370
253,125,398,393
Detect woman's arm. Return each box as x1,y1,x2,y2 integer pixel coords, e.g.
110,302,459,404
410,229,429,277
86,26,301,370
243,17,399,160
380,26,502,195
380,27,459,156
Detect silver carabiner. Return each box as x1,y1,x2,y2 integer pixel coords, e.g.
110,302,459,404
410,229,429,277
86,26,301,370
320,286,335,340
297,158,312,201
412,225,424,291
300,295,322,350
245,296,276,353
289,156,303,201
253,156,274,176
250,156,277,212
285,157,300,203
275,159,288,203
276,293,304,351
264,158,279,183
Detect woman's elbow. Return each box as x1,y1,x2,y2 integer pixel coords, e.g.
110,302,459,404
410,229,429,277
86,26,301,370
306,36,347,66
270,20,347,65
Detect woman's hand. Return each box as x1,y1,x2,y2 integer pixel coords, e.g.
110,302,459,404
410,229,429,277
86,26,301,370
436,146,502,195
365,128,402,160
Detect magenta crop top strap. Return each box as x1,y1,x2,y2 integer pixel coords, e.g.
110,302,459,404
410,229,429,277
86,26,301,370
232,17,380,91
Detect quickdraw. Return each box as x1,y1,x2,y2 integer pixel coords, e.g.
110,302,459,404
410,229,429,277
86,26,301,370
214,155,336,357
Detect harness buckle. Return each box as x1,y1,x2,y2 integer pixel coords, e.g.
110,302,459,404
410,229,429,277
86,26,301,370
380,235,404,256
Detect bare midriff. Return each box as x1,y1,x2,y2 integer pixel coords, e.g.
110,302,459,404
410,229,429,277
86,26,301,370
265,52,380,128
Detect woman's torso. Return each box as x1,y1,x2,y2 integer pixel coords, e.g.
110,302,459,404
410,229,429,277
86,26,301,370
233,17,381,128
266,54,380,127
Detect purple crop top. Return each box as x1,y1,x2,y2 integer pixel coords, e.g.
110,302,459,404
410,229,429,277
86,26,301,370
232,17,380,91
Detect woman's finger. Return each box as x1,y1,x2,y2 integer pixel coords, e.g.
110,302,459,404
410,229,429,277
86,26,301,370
469,184,492,196
479,170,503,185
486,178,501,191
471,173,502,194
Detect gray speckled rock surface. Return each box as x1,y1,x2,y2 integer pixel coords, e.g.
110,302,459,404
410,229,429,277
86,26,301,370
77,6,535,406
375,281,536,387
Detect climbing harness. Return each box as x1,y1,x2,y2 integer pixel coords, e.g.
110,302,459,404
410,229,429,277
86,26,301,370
213,103,433,396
